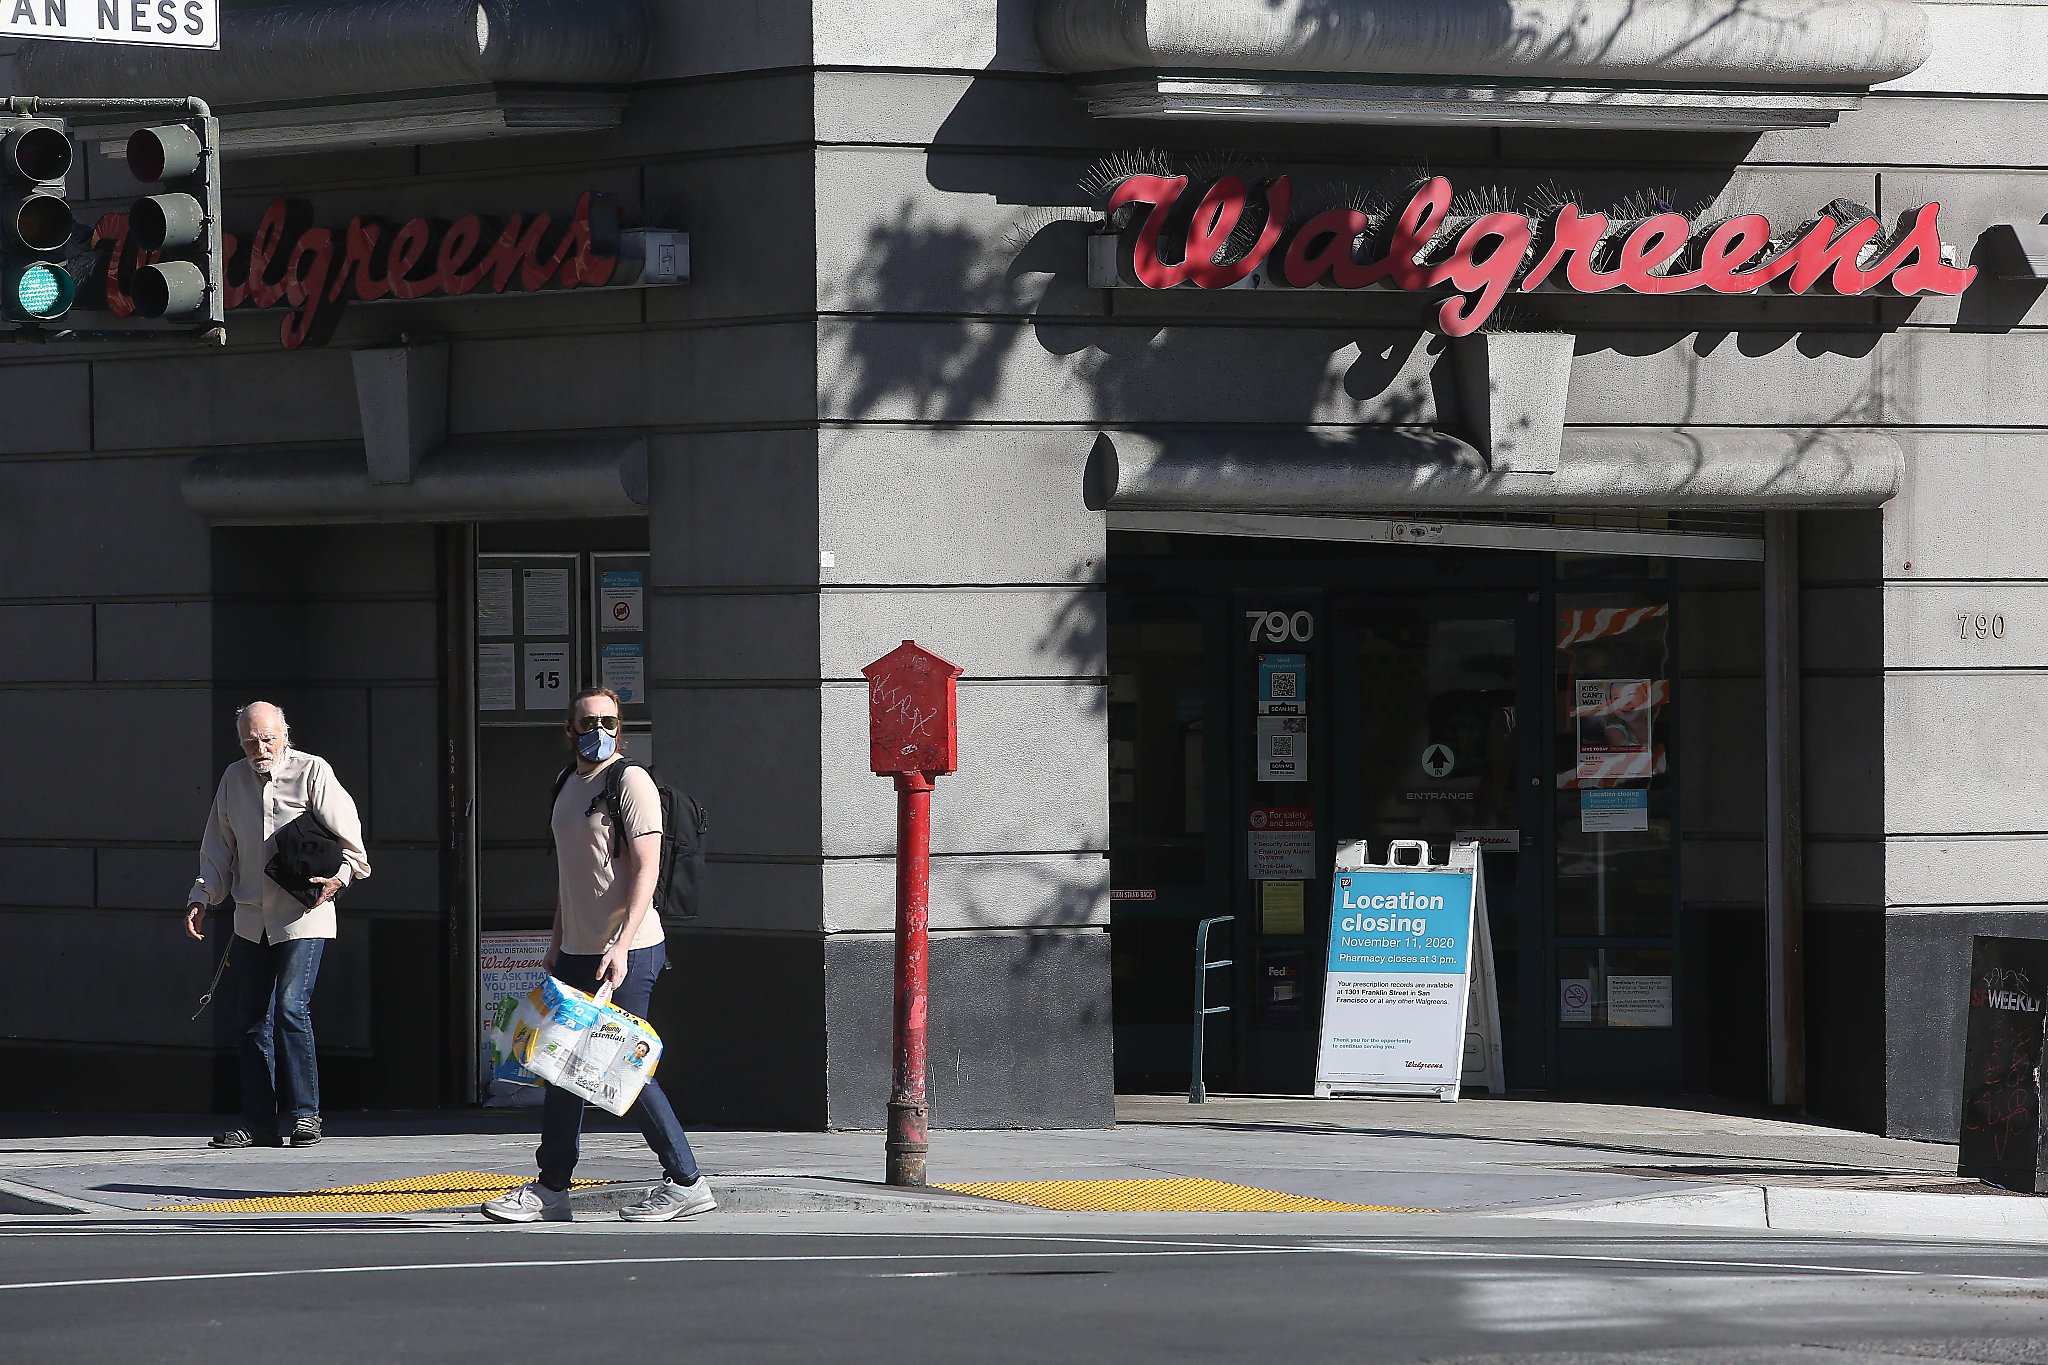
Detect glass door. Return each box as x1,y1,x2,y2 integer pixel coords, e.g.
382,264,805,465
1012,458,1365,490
1332,594,1550,1089
1552,591,1679,1090
1107,594,1232,1091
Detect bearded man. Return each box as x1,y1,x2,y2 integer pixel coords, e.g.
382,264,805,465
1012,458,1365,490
184,701,370,1150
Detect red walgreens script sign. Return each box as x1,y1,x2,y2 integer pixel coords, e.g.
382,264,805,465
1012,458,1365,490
89,190,621,349
1105,174,1976,337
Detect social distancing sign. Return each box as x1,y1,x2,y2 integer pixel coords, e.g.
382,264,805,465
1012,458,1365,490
1314,840,1504,1101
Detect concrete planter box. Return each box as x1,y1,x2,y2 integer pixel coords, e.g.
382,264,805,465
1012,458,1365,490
1451,331,1576,475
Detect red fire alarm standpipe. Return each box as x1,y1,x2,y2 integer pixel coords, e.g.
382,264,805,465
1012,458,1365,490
862,640,963,1187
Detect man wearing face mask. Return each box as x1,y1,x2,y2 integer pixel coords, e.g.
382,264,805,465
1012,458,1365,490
482,686,713,1224
184,701,371,1150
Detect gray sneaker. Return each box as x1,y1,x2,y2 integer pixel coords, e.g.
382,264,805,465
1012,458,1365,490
619,1176,716,1222
480,1180,572,1224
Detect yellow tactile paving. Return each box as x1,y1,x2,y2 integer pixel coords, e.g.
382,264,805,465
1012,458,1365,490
934,1177,1435,1214
153,1172,603,1214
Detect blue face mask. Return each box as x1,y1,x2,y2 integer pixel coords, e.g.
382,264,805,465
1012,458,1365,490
576,725,617,763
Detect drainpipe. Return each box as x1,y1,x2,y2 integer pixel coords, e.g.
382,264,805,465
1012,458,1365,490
1763,511,1807,1108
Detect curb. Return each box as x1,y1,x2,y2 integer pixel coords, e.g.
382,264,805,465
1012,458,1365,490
0,1177,113,1216
569,1177,1018,1217
1507,1183,2048,1241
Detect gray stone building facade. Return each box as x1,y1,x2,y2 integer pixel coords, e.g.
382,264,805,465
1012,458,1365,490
0,0,2041,1138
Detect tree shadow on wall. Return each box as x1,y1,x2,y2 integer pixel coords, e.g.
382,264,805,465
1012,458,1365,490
828,206,1440,437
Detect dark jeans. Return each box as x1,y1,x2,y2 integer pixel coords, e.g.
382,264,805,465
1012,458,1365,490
538,944,700,1190
235,933,326,1133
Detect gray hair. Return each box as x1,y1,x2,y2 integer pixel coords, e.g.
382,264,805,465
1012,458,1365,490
234,701,290,736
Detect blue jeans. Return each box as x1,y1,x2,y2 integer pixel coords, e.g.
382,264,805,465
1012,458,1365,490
235,933,326,1133
538,944,700,1190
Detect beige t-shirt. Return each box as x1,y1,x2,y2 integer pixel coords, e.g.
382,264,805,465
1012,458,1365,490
552,759,665,956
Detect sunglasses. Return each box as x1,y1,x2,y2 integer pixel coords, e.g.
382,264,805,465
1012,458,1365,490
572,714,621,734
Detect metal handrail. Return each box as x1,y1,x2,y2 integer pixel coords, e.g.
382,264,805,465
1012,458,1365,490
1190,914,1234,1104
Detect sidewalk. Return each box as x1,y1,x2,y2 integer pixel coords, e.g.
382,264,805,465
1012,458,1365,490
0,1093,2032,1239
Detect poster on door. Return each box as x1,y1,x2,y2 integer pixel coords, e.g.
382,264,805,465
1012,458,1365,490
477,642,516,711
600,570,644,632
1247,806,1315,879
1574,678,1655,781
1257,715,1308,782
600,642,645,705
1580,788,1649,833
521,567,571,637
1314,842,1503,1099
480,931,553,1104
524,644,569,711
1257,653,1305,715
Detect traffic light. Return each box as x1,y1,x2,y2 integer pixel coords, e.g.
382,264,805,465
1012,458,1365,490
0,118,76,324
125,118,221,325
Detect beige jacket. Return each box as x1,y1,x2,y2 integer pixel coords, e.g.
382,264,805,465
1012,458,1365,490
188,747,371,943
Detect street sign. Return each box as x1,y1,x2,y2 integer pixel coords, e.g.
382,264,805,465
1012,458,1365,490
1314,840,1504,1101
2,2,219,48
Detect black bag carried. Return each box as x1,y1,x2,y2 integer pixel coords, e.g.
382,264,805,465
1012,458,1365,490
550,760,707,924
265,811,345,909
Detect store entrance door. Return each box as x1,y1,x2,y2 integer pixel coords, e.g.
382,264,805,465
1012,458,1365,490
1329,595,1549,1089
1108,541,1689,1099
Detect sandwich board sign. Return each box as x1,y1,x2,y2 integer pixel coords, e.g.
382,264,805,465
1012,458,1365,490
1314,840,1505,1101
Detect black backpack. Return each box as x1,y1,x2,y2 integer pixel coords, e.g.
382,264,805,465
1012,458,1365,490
550,760,707,923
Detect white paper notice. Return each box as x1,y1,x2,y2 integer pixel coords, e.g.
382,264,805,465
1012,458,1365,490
477,642,516,711
524,644,570,712
522,568,571,637
600,642,645,705
600,570,644,633
1257,716,1308,783
1559,978,1593,1023
477,568,514,638
1606,974,1674,1028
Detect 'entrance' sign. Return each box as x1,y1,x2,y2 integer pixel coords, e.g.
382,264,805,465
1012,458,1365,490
1315,840,1503,1100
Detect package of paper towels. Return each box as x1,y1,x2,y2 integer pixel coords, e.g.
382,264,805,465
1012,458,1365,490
490,976,662,1117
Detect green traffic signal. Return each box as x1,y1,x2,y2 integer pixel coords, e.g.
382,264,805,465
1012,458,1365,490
0,118,75,324
5,259,74,321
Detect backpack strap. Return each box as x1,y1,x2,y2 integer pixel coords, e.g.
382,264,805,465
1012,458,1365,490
584,759,645,855
600,758,634,826
549,765,575,804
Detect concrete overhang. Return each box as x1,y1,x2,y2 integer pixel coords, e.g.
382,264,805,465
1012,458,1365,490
16,0,648,156
1086,426,1904,512
183,437,649,525
1037,0,1933,132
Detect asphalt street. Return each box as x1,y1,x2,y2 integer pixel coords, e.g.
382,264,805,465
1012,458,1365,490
6,1216,2048,1363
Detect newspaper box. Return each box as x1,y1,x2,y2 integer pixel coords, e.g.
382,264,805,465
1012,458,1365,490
491,976,663,1117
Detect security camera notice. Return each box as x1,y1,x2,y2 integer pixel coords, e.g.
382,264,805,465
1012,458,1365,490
2,0,219,49
1315,870,1476,1088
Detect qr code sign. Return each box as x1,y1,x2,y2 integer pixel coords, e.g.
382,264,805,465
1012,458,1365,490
1269,672,1298,700
1270,734,1297,757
